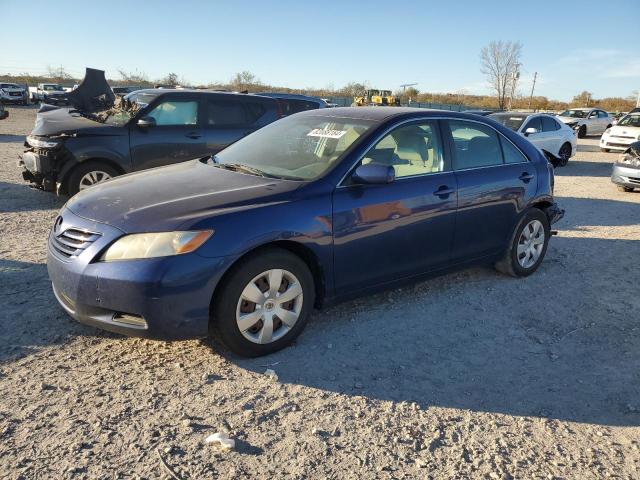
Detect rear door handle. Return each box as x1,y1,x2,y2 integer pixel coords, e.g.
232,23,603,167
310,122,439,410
433,186,455,197
186,132,202,139
519,172,534,182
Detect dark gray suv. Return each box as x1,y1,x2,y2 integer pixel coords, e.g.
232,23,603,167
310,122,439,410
20,87,281,195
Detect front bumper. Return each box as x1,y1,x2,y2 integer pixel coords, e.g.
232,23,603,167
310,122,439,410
611,163,640,189
543,202,565,225
0,94,26,103
600,136,637,151
19,149,66,191
47,207,236,339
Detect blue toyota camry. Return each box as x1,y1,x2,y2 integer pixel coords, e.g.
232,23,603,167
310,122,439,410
47,107,564,356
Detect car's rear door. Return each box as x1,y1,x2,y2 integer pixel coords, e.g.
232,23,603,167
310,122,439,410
445,119,537,261
541,116,563,154
332,120,457,292
129,93,206,171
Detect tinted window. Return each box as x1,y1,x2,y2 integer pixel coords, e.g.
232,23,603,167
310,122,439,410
501,137,528,164
361,122,444,178
523,117,543,133
147,100,198,126
542,116,560,132
588,111,598,118
449,120,503,169
206,100,249,126
279,99,319,115
489,114,527,131
244,101,267,124
598,110,609,118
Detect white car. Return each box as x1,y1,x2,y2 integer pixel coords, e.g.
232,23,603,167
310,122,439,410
0,83,27,105
488,112,577,166
556,108,612,138
600,113,640,152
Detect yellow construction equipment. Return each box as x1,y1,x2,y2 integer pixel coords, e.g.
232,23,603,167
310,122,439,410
352,89,400,107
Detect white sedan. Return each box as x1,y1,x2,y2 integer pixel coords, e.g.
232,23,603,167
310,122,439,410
556,108,612,138
488,112,577,166
600,113,640,152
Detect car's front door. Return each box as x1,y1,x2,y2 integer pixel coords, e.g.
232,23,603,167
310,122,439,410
445,119,537,261
129,95,207,171
521,116,550,151
332,120,457,292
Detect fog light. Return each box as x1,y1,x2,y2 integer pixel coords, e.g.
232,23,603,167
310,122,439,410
112,313,148,329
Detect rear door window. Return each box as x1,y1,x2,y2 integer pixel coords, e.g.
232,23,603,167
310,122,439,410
541,116,560,132
447,120,503,170
206,100,248,126
244,101,267,124
280,99,319,115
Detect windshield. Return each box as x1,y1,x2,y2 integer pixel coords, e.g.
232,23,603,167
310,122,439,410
489,114,527,131
0,83,18,89
560,109,588,118
43,85,64,91
212,115,374,180
617,114,640,128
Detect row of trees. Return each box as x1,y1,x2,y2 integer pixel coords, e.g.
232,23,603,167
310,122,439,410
1,65,637,112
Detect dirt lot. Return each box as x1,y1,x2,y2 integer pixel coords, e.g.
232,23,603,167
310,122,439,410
0,106,639,479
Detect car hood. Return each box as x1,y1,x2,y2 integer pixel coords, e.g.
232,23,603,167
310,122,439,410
65,160,302,232
65,68,115,113
30,107,120,136
608,125,640,137
557,116,582,124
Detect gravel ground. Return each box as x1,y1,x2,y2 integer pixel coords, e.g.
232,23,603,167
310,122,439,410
0,106,639,479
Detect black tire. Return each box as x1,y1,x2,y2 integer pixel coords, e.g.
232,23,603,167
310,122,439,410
495,209,550,278
211,248,315,357
577,125,587,138
558,142,571,166
618,186,634,193
66,161,120,196
601,148,610,153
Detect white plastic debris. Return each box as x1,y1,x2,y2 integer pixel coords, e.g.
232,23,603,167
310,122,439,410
264,368,278,381
205,432,235,451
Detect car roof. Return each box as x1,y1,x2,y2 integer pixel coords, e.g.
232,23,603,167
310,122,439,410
131,88,277,101
256,92,324,102
298,106,505,123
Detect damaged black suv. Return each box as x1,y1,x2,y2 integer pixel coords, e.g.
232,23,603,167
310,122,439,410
20,69,281,195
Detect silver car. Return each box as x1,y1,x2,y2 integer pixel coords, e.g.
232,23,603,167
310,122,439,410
611,141,640,192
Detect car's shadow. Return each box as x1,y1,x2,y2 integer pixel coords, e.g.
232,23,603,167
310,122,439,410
555,160,614,178
0,181,65,213
0,134,26,143
211,233,639,427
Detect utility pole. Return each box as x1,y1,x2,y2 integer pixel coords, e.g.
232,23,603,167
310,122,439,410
636,90,640,107
528,72,537,110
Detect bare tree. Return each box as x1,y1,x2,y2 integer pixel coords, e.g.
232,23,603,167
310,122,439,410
231,71,261,91
571,91,593,107
46,65,74,81
480,41,522,110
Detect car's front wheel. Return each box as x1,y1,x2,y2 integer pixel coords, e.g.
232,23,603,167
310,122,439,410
495,209,550,277
601,148,610,153
618,186,634,193
66,161,119,196
558,142,572,166
212,248,315,357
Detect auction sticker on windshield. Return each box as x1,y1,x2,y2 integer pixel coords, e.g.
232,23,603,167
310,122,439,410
307,128,347,139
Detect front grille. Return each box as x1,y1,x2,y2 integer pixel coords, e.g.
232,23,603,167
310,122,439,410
628,177,640,185
611,135,635,139
607,142,633,148
9,92,21,96
50,227,101,259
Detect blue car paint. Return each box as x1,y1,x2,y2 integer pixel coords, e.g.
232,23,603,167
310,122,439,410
48,108,560,339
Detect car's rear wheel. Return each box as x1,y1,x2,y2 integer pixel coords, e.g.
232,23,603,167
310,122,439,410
558,142,572,166
212,248,315,357
618,186,634,193
66,161,119,196
495,209,550,277
577,125,587,138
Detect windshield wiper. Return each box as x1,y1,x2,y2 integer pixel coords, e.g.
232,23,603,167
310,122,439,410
218,163,272,178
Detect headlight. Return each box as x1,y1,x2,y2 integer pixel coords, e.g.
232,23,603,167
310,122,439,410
102,230,213,261
27,135,61,149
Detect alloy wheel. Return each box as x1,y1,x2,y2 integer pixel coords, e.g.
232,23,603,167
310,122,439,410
236,269,303,345
78,170,112,190
559,143,571,161
517,219,545,269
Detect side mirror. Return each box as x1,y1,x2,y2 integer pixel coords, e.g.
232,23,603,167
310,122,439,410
352,163,395,185
524,127,538,136
137,116,156,128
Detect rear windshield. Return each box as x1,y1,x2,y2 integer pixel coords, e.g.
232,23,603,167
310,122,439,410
489,114,527,131
212,115,374,180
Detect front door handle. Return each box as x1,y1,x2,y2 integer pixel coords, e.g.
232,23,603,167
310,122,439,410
519,172,534,183
186,132,202,139
433,185,455,197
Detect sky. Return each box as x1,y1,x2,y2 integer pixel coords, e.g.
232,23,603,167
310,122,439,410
1,0,638,102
